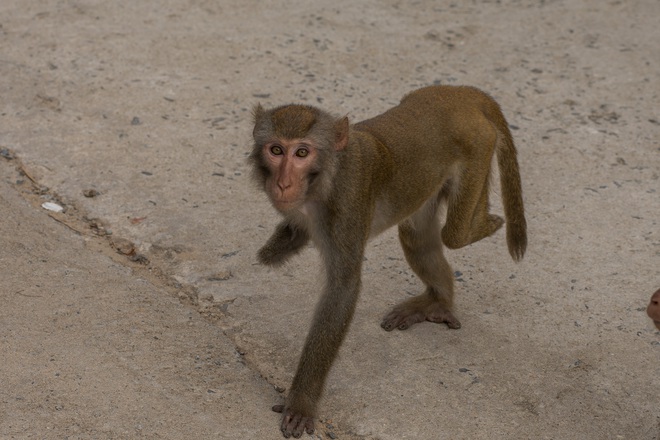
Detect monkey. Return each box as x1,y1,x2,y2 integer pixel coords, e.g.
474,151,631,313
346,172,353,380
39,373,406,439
249,85,527,438
647,288,660,330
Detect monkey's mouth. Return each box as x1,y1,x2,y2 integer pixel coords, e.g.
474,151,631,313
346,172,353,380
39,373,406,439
272,199,301,212
653,320,660,331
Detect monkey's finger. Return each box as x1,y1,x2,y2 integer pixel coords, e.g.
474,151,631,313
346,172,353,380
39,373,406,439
304,417,315,435
291,415,312,438
272,404,285,413
282,410,303,438
280,411,293,438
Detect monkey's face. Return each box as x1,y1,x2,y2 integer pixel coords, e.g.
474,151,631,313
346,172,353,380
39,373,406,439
647,289,660,330
262,139,319,212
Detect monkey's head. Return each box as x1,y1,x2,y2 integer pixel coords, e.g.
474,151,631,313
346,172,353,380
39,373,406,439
647,288,660,330
250,104,348,213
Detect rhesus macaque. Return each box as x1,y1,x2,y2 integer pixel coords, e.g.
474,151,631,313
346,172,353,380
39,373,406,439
648,288,660,330
249,85,527,438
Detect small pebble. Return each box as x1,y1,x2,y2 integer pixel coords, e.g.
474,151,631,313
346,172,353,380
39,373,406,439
0,148,14,160
83,189,100,198
207,270,232,281
111,238,136,255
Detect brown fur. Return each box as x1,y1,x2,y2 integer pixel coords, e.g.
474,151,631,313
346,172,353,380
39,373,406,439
250,85,527,437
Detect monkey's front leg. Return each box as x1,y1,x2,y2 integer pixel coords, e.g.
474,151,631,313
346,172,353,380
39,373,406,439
274,252,363,438
258,221,310,267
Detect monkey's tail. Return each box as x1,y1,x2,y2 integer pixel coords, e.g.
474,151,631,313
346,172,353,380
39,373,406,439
495,123,527,262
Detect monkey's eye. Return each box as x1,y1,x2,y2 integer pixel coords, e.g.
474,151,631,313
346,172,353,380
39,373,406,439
295,148,309,158
270,145,283,155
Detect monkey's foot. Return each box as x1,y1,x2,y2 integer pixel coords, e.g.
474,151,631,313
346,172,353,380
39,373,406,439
381,299,461,331
272,404,315,438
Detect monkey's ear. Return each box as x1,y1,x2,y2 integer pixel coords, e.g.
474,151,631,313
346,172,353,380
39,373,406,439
252,103,265,123
252,104,267,139
334,116,349,151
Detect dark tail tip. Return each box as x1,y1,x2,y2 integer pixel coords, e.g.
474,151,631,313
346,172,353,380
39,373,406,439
507,222,527,262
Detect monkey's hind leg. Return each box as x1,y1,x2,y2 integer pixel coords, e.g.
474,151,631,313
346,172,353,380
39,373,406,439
381,200,461,331
441,149,504,250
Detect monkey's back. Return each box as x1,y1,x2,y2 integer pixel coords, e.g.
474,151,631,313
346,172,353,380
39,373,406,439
353,85,501,213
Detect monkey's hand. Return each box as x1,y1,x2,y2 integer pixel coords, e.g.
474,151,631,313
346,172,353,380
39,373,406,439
272,404,315,438
258,222,310,267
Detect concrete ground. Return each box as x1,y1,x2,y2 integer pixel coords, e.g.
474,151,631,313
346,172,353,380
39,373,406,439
0,0,658,439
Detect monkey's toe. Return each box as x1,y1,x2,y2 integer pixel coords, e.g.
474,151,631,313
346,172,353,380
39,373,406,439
381,302,461,331
426,306,461,329
381,310,426,331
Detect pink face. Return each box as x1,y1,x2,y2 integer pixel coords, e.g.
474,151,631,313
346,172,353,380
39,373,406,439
648,289,660,331
263,139,318,212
